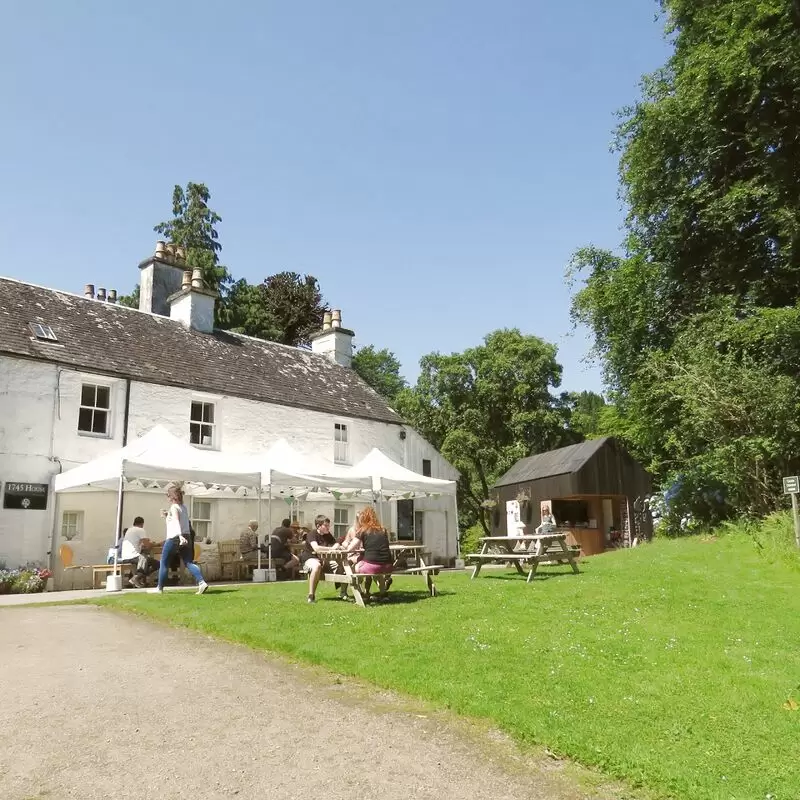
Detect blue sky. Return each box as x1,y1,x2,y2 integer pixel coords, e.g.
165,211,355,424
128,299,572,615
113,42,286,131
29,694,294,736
0,1,669,393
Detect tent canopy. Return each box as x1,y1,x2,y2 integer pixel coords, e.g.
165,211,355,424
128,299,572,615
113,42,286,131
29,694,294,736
254,439,372,491
54,426,262,492
347,449,457,498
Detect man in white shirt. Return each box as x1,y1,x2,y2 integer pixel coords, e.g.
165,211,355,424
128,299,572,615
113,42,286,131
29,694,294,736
120,516,159,588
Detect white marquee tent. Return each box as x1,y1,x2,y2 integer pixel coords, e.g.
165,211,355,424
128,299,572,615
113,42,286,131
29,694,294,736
54,426,262,493
53,428,460,577
345,448,458,499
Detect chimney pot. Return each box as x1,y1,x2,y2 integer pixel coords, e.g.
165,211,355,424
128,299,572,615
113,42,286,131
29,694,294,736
108,289,117,304
182,269,192,290
322,311,332,331
97,287,107,302
84,284,95,300
175,245,186,263
155,241,167,259
331,309,342,329
191,268,203,289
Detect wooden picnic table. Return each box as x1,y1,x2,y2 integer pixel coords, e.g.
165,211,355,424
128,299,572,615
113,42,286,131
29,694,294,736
317,543,443,606
466,533,580,583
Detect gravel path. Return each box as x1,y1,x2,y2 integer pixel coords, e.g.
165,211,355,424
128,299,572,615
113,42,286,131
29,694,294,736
0,605,629,800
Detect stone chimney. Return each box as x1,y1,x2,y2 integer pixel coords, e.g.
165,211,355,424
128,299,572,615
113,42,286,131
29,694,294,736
138,241,188,317
167,267,217,334
310,308,354,368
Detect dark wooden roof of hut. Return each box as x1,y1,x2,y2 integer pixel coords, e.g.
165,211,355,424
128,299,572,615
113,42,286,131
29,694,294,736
493,437,651,498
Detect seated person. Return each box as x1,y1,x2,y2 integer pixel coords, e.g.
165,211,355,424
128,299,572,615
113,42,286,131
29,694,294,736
239,520,267,558
300,514,337,603
269,518,300,578
318,517,336,547
536,506,557,535
341,524,361,567
120,516,159,588
349,507,393,601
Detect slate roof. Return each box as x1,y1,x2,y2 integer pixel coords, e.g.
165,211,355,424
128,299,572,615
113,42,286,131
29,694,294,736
0,277,403,425
493,438,610,488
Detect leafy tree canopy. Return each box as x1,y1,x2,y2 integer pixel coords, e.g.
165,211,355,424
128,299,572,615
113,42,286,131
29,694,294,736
352,345,407,402
396,329,577,534
154,182,231,296
221,272,328,347
569,0,800,522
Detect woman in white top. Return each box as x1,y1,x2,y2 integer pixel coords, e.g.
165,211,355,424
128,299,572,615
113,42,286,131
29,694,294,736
149,485,208,595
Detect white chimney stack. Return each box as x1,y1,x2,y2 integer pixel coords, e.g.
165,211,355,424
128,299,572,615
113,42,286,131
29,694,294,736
310,308,354,368
138,241,189,316
167,268,217,334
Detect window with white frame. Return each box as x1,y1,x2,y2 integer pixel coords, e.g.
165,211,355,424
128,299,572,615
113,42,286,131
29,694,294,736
78,383,110,435
334,422,349,464
191,500,212,541
333,507,349,539
61,511,83,541
190,401,216,447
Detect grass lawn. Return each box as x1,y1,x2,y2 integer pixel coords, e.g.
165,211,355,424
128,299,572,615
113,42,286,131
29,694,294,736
94,532,800,800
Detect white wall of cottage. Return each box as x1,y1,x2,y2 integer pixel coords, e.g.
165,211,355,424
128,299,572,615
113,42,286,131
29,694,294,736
0,354,459,586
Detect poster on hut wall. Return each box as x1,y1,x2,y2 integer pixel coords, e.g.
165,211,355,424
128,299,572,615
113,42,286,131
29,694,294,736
506,500,521,536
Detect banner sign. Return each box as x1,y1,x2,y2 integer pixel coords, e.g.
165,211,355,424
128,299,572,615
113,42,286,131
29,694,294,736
3,482,49,510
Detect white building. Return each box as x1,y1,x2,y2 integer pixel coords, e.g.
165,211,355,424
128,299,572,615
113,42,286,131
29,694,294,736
0,244,458,586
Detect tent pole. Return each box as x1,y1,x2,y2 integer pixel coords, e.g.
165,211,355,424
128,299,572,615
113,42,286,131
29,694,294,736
268,487,273,571
112,470,124,578
257,486,262,572
454,493,461,559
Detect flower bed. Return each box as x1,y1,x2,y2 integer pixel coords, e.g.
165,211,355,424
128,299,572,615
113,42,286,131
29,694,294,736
0,567,52,594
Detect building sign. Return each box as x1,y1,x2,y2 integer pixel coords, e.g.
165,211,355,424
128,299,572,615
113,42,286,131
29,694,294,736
3,482,49,510
783,476,800,494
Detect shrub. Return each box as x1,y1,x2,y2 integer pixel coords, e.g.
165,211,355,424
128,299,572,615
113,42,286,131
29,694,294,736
460,524,484,555
727,510,800,570
0,567,51,594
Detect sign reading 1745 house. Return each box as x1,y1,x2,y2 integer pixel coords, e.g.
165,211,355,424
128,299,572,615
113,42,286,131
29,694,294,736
3,482,49,510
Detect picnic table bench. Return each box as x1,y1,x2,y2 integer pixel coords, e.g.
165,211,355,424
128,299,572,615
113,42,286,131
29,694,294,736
466,533,580,583
318,543,443,607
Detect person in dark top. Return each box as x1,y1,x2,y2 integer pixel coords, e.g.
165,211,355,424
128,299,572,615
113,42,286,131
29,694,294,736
349,506,393,602
300,515,335,603
269,518,300,579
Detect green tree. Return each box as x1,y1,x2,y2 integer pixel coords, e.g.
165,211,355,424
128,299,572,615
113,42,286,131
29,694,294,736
568,0,800,521
154,182,231,295
117,285,139,309
352,345,407,401
396,329,576,534
221,272,328,347
119,182,230,313
567,390,608,439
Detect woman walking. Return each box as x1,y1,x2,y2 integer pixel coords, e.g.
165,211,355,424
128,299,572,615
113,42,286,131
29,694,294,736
149,484,209,595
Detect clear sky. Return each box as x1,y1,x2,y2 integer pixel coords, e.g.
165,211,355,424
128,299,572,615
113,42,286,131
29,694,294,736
0,1,669,393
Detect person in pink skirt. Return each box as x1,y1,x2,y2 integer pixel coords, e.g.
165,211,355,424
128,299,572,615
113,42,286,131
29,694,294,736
348,507,393,602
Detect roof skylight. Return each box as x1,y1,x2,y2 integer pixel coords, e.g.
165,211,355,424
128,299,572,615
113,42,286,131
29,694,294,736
29,322,58,342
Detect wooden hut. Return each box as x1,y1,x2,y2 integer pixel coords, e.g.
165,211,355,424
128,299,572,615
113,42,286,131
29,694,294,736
492,437,652,556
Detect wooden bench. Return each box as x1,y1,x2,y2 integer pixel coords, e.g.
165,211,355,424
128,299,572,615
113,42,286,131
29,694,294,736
91,563,135,589
401,565,444,596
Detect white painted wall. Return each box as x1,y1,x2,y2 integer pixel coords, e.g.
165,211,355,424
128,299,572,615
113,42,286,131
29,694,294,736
0,354,460,581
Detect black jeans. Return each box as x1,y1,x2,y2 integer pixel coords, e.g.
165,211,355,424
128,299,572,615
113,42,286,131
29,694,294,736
121,555,159,577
